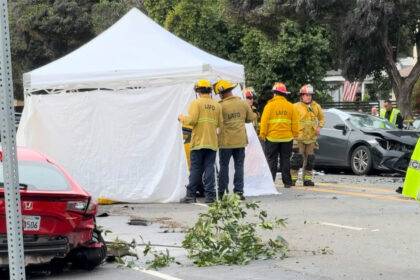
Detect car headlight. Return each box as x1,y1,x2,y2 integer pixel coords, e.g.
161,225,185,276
367,139,378,145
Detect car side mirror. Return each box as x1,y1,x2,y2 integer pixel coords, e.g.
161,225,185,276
334,124,347,133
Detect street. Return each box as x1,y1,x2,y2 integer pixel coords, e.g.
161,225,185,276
21,174,420,280
1,1,418,279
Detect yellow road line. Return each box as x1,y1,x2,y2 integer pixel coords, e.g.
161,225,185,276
316,182,394,194
295,186,416,203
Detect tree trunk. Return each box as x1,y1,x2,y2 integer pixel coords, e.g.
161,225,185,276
382,29,420,119
395,82,415,119
382,36,420,119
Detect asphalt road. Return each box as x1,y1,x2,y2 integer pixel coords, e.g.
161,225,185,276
8,174,419,280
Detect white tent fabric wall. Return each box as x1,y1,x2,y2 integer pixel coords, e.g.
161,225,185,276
17,84,193,203
243,123,276,196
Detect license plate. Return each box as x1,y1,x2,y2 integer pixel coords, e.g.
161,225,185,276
23,216,41,231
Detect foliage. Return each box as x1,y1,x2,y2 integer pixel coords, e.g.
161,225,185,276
9,0,95,99
143,0,179,25
237,22,331,110
145,0,331,104
91,0,144,34
222,0,420,116
338,0,420,114
9,0,333,103
182,194,288,267
106,232,176,270
164,0,245,60
366,71,393,101
362,91,370,102
143,242,176,270
314,90,333,106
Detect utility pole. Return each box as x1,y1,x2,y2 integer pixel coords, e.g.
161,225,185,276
0,0,26,279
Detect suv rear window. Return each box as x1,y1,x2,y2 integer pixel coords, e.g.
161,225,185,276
0,161,70,191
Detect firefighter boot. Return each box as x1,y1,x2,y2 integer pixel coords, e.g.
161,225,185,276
180,196,196,204
303,154,315,187
303,180,315,187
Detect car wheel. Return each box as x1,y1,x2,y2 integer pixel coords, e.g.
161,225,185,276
350,146,372,175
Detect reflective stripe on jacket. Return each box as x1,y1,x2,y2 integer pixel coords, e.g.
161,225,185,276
259,95,298,142
294,101,324,143
380,108,400,125
218,96,257,149
181,96,223,151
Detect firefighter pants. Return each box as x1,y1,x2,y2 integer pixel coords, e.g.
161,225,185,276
264,140,293,185
291,142,315,182
186,149,216,200
218,148,245,195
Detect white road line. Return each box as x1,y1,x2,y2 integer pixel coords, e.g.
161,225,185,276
193,203,209,208
371,229,380,232
137,268,184,280
320,222,365,231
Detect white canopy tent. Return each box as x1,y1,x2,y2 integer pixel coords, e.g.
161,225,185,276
23,8,244,91
18,8,277,203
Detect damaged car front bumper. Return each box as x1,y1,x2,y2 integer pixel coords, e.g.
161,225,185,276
370,139,413,173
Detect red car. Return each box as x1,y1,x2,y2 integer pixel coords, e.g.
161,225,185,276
0,148,106,271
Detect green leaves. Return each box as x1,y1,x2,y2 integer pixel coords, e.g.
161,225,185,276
163,0,245,60
182,194,288,267
144,246,176,270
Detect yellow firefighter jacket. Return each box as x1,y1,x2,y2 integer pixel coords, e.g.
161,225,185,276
259,95,298,142
181,95,223,151
218,96,257,149
294,101,325,144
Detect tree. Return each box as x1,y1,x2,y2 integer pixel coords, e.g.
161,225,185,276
91,0,144,34
164,0,245,60
222,0,420,117
341,0,419,117
367,71,393,101
10,0,145,99
10,0,95,99
412,78,420,114
143,0,179,25
236,22,331,109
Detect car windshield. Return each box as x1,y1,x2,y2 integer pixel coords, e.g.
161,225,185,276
349,114,396,130
0,161,70,191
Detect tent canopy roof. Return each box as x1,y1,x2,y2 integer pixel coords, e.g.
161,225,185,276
24,8,244,91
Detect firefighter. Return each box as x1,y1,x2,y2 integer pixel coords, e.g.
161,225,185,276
380,100,403,129
244,87,257,112
259,82,298,187
178,80,223,204
215,80,257,200
290,84,325,186
243,87,259,131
